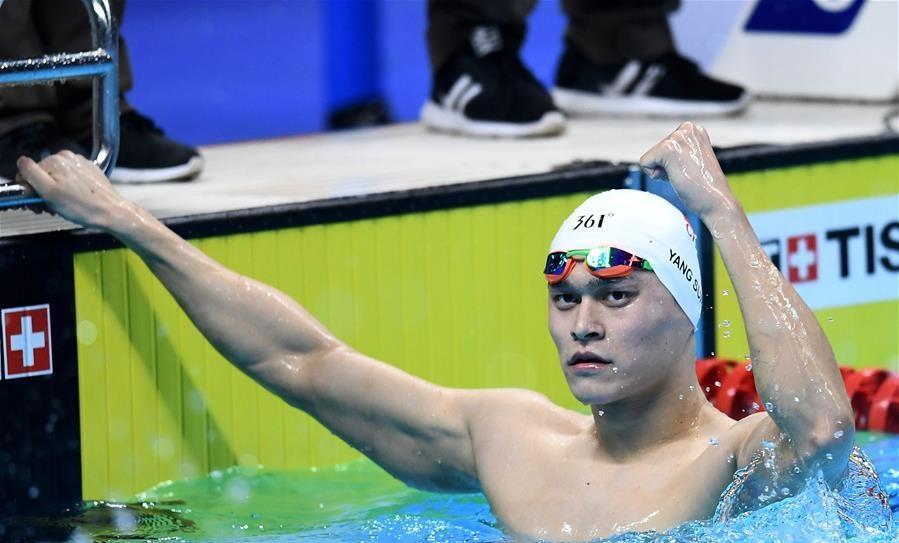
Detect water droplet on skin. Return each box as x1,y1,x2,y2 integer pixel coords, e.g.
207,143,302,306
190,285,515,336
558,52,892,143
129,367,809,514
709,437,719,446
793,396,800,402
688,385,695,391
833,430,844,439
612,367,619,374
678,394,684,400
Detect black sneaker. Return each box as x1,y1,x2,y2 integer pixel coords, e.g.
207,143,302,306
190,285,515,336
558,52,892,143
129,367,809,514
86,110,204,183
421,25,565,137
0,122,88,183
553,46,750,117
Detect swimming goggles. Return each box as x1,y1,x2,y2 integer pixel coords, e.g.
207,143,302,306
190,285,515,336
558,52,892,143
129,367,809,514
544,247,653,285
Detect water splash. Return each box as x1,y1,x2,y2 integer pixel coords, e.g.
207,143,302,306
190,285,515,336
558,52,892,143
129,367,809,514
3,439,895,543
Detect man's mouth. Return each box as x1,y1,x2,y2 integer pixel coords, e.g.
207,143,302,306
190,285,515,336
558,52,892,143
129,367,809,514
567,352,613,369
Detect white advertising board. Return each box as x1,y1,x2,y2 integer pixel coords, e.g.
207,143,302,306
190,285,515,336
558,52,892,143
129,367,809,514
674,0,899,101
748,194,899,310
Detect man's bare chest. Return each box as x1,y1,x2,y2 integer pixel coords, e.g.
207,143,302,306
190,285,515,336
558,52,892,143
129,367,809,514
478,449,738,540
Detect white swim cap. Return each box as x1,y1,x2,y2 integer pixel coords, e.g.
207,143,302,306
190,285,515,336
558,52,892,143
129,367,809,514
549,189,702,328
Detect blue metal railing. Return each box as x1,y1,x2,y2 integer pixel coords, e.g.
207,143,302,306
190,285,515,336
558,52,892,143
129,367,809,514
0,0,118,208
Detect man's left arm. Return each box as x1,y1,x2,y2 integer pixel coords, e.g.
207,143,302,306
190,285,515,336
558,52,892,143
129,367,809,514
641,123,855,484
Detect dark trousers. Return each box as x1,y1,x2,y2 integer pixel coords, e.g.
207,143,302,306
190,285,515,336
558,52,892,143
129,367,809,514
427,0,679,73
0,0,132,138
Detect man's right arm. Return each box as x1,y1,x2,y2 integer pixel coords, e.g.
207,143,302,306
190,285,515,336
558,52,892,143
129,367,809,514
17,152,489,492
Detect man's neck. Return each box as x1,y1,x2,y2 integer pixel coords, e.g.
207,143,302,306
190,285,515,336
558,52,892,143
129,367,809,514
589,374,713,462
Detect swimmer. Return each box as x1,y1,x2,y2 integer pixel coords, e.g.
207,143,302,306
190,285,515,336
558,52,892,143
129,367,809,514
15,122,855,541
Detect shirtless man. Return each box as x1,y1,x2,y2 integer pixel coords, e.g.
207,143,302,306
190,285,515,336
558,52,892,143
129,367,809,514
15,123,854,541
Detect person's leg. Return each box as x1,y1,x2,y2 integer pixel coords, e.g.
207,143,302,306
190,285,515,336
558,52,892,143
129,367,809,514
30,0,203,183
562,0,679,65
427,0,534,75
0,0,57,134
422,0,565,138
0,0,92,181
31,0,133,140
554,0,749,117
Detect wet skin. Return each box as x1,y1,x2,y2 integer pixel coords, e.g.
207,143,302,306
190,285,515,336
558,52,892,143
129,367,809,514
468,267,745,539
16,123,855,541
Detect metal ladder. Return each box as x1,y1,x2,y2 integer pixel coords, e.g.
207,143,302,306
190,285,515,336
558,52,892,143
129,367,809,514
0,0,118,208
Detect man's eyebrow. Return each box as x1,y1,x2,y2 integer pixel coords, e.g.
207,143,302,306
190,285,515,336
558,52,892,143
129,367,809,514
550,276,637,291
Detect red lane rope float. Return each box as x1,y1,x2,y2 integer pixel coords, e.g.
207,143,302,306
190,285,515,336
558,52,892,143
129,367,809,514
695,358,899,434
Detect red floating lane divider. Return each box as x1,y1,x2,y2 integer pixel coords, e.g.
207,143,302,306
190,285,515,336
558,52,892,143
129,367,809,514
713,361,765,419
696,358,729,398
844,368,890,430
868,374,899,434
696,359,899,433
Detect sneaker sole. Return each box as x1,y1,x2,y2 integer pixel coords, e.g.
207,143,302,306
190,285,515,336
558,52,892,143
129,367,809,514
552,88,752,118
421,101,566,138
110,155,205,184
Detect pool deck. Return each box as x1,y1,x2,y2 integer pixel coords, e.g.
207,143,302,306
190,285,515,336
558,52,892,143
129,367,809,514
0,99,895,239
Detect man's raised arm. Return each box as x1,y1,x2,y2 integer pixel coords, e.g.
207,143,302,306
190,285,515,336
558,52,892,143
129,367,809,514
640,124,855,485
16,152,481,492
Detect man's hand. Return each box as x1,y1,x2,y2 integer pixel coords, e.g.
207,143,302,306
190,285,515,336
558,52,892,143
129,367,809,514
639,122,737,221
16,151,129,231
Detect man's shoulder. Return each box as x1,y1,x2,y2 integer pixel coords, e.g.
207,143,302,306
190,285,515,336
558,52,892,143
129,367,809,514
462,388,585,435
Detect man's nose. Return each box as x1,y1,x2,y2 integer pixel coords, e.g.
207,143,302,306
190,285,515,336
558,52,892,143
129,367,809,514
570,300,605,342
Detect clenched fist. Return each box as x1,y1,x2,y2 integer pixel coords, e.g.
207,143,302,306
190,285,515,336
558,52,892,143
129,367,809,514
639,122,738,221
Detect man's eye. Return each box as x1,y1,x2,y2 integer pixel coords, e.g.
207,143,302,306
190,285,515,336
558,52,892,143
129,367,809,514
604,291,631,304
553,294,579,307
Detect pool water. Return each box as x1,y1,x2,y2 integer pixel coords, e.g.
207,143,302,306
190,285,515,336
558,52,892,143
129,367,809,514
5,434,898,543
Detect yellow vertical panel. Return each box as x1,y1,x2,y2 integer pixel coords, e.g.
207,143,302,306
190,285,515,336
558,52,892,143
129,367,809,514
350,219,380,357
98,250,134,500
124,252,160,492
471,204,503,387
517,198,547,391
397,213,429,380
191,238,223,472
150,262,184,482
251,231,287,469
74,252,109,499
421,210,453,387
372,215,405,370
446,207,473,390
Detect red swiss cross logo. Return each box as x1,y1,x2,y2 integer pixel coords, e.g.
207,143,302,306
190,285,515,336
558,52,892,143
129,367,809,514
2,304,53,379
787,234,818,283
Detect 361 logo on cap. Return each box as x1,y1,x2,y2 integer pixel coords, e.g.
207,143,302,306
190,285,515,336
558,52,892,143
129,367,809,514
2,304,53,379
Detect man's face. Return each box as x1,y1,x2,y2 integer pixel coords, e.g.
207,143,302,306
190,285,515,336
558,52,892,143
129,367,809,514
547,265,695,406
